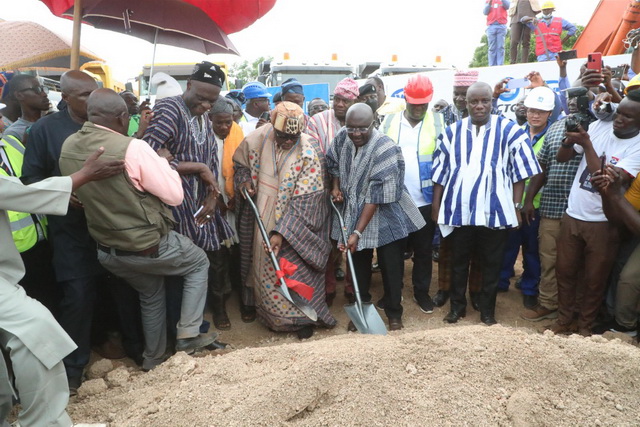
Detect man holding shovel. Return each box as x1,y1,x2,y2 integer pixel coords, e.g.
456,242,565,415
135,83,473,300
327,103,425,331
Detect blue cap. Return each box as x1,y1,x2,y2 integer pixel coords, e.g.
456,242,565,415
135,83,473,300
242,81,271,100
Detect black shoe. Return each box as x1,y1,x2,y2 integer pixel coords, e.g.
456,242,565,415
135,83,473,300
413,296,434,314
481,313,497,325
432,291,449,307
347,321,357,332
515,276,522,290
335,267,345,281
375,298,385,311
371,262,381,273
389,317,404,331
296,325,314,340
443,309,466,323
403,251,413,260
470,292,480,311
67,375,82,397
523,294,538,309
175,333,218,355
432,249,439,263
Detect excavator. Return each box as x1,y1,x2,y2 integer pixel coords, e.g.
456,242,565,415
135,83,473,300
573,0,640,61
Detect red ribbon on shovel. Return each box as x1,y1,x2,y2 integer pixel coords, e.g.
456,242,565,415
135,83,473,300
275,258,314,302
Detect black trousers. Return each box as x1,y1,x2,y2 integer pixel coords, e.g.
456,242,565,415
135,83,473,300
450,226,508,316
351,237,407,320
406,205,436,300
19,240,60,316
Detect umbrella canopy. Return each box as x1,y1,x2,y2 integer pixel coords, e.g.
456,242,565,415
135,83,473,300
41,0,277,35
0,20,103,70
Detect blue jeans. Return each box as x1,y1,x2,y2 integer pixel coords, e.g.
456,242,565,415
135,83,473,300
499,210,541,296
537,52,558,62
486,24,507,66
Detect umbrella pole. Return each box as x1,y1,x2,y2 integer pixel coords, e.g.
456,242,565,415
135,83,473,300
147,28,159,99
71,0,83,70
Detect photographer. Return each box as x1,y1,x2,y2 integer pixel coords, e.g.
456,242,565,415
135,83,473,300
550,90,640,336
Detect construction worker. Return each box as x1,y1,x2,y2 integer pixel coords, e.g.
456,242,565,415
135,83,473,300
239,81,272,135
484,0,511,66
521,1,577,62
381,75,443,315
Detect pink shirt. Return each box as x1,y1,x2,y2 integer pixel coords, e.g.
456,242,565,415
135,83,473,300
95,124,183,206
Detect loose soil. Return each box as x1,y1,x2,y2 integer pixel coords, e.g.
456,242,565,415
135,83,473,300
67,259,640,426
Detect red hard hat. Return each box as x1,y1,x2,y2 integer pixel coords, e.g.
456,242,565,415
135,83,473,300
404,74,434,104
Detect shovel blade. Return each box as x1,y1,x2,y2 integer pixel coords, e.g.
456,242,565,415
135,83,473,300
345,302,387,335
277,285,318,322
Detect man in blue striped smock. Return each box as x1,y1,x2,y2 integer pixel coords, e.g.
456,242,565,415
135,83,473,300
143,62,234,332
432,82,541,326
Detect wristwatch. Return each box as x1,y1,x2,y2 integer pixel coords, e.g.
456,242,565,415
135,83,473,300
514,202,524,210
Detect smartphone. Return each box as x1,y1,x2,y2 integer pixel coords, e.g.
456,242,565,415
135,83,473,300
506,78,530,89
611,65,625,79
557,50,578,61
587,52,603,73
260,111,271,121
600,153,607,172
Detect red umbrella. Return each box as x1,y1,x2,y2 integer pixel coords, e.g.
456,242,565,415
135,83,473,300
40,0,277,68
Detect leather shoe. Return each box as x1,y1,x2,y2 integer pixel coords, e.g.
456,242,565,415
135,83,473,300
432,290,449,307
443,309,466,323
347,320,357,332
296,325,314,340
481,314,497,325
388,318,403,331
175,333,218,355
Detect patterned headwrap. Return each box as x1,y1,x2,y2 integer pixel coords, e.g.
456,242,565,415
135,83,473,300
271,101,305,134
334,78,359,100
453,70,479,87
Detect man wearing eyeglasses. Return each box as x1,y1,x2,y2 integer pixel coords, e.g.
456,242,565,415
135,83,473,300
2,75,50,142
233,101,336,340
327,103,426,331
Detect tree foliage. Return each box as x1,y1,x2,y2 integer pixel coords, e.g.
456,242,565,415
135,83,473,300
469,25,584,67
228,56,272,89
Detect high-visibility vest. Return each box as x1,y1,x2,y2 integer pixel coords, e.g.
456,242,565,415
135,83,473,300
535,17,563,56
487,0,508,25
0,135,47,252
520,129,545,209
382,110,443,204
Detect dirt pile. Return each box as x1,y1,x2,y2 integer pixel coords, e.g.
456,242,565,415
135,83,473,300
69,325,640,426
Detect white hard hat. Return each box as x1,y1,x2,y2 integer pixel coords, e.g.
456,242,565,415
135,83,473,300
524,86,555,111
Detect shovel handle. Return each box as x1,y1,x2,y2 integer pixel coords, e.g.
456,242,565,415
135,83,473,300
329,198,364,308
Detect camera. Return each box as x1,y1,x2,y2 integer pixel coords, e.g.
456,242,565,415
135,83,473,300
565,87,593,133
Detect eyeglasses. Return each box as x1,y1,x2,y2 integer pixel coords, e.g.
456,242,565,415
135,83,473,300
346,123,373,134
19,85,49,95
274,129,300,142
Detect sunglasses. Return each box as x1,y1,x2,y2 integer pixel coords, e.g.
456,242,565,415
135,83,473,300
274,129,300,142
19,85,49,95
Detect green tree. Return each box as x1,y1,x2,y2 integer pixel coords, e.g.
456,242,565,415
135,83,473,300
228,56,272,89
469,25,584,67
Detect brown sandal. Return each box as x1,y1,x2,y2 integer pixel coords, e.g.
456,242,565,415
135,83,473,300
240,307,256,323
213,310,231,330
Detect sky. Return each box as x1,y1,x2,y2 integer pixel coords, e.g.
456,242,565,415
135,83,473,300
2,0,602,83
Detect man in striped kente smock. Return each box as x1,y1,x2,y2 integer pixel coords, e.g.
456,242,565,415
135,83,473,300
432,82,541,326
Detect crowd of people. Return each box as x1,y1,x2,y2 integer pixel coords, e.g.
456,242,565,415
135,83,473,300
2,42,640,425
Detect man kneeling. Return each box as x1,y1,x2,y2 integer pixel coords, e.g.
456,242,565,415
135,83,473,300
59,89,217,371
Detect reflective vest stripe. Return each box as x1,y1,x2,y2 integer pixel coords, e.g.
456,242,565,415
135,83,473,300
0,135,45,252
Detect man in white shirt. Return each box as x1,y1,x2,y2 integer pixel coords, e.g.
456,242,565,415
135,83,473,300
381,75,443,314
552,91,640,336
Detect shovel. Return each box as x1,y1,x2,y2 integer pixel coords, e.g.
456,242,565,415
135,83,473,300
242,187,318,322
330,199,387,335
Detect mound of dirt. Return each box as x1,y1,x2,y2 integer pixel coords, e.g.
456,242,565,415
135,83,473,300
69,325,640,426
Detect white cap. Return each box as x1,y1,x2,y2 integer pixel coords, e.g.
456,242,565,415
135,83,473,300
524,86,555,111
151,72,183,100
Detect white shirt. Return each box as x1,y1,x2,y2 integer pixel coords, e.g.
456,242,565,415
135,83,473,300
240,111,259,136
567,119,640,222
398,114,428,207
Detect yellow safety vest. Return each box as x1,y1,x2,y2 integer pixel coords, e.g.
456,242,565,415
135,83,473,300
382,110,443,203
0,135,47,252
